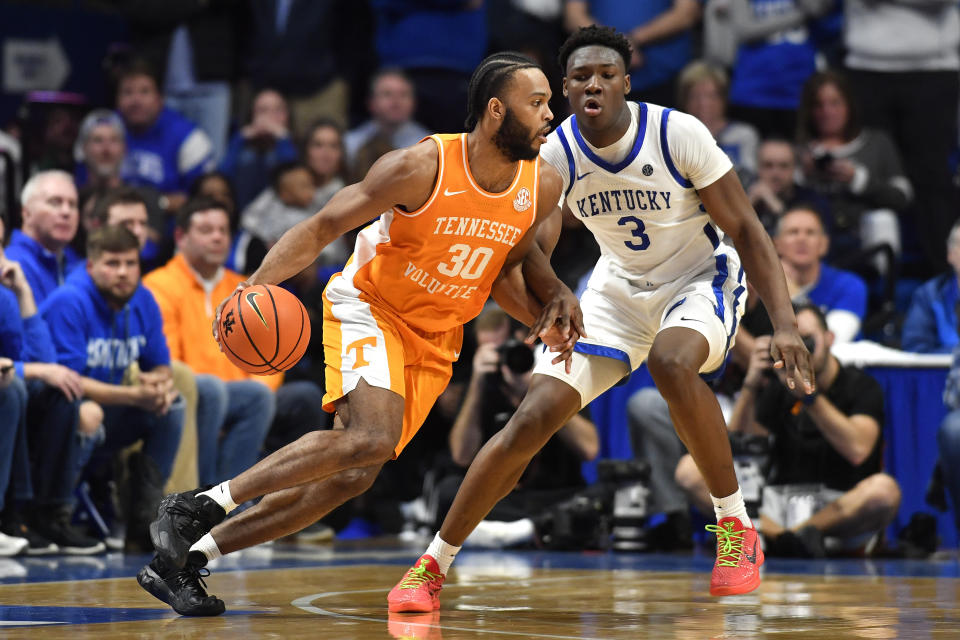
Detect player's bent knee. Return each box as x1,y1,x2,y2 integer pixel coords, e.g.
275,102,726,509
647,351,700,390
327,465,381,497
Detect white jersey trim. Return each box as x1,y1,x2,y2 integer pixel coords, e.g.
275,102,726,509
394,135,444,218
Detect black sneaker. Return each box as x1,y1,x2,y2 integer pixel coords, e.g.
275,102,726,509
137,552,225,616
150,490,226,568
32,515,106,555
31,504,106,555
2,513,58,556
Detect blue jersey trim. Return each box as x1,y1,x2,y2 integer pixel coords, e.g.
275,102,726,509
570,103,648,174
573,342,631,367
660,108,694,189
723,266,747,356
664,296,686,320
711,254,728,322
556,126,577,198
702,223,720,250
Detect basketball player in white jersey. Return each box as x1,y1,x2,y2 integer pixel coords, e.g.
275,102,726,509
389,26,815,611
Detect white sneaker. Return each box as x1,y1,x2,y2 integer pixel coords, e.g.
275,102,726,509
0,530,28,557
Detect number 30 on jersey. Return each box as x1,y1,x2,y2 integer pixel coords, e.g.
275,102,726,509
437,243,494,279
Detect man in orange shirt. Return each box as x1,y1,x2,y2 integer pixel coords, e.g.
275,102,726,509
138,52,582,616
143,198,279,490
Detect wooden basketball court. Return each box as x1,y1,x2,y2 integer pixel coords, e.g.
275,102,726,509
0,540,957,638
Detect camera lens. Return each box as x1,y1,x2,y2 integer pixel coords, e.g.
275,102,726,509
499,339,535,374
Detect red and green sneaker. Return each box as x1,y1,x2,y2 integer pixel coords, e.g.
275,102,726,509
388,554,446,613
705,517,764,596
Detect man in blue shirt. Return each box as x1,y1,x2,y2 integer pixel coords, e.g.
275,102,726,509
773,205,867,342
902,220,960,354
0,216,105,555
115,58,214,211
41,225,184,552
6,170,83,305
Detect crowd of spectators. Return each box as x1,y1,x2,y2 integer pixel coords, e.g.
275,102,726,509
0,0,957,557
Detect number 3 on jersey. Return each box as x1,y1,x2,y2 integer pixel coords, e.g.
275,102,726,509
437,243,494,279
618,215,650,251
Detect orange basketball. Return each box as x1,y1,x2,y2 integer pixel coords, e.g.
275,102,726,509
218,284,311,374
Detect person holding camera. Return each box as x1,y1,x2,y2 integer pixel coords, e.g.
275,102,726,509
439,306,599,548
675,303,900,557
797,71,911,274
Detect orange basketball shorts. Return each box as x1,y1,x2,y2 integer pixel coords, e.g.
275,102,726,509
321,277,463,457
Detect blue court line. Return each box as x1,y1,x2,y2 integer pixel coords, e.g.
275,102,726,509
0,604,263,628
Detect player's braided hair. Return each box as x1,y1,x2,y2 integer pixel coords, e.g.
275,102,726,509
464,52,539,131
558,25,632,74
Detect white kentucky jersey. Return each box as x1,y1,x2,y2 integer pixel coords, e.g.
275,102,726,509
541,102,734,289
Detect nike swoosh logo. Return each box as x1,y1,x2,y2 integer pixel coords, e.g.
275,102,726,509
443,188,467,196
245,291,269,328
680,316,705,324
576,171,593,181
745,538,758,564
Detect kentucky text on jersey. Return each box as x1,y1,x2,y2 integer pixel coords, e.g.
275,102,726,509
575,189,673,218
431,216,525,246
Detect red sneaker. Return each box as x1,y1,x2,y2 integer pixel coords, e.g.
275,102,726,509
388,555,446,613
706,517,764,596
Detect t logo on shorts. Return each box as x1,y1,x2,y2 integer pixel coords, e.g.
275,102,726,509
347,337,378,368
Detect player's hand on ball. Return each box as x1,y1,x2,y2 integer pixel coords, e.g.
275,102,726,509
213,281,251,350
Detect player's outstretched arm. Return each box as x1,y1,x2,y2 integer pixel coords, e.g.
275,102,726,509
212,142,439,341
247,142,438,288
699,169,814,394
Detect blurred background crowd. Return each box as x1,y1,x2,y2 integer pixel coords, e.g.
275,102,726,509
0,0,958,562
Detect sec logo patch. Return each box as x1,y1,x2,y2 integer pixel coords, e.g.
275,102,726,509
513,187,532,212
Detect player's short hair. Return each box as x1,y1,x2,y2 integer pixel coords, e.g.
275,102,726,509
87,224,139,260
676,60,728,109
176,196,231,232
91,187,147,227
464,52,540,131
793,302,828,331
558,25,632,74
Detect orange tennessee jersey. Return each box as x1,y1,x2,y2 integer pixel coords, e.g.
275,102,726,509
336,133,540,333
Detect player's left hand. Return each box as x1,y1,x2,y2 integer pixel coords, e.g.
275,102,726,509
526,285,586,373
770,328,815,396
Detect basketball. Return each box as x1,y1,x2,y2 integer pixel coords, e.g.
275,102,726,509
218,284,311,374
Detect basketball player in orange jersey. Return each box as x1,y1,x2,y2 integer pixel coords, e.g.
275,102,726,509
137,53,585,616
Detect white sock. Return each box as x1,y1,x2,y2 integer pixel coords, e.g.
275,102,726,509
189,532,223,563
425,532,461,575
198,481,238,514
711,488,752,529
